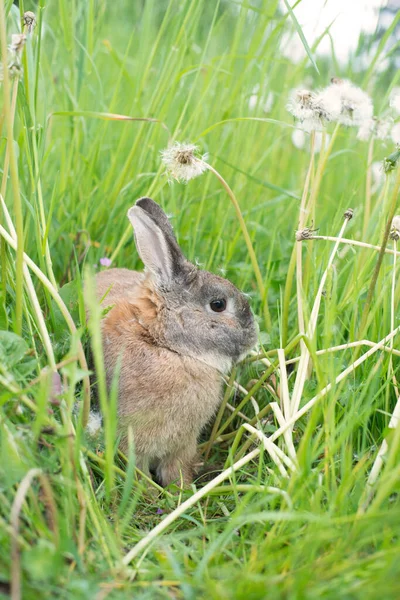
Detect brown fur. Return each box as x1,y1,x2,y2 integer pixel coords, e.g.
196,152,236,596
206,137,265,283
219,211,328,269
95,268,223,486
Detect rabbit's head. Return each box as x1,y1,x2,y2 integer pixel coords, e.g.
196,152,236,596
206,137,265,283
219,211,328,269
127,197,258,373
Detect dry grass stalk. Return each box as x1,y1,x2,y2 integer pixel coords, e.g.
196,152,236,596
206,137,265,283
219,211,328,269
11,469,58,600
1,196,56,369
310,235,400,256
284,340,400,365
0,220,91,426
291,214,351,419
366,238,400,494
269,401,297,462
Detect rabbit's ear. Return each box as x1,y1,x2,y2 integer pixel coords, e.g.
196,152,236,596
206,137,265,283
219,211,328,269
127,199,186,284
135,197,177,241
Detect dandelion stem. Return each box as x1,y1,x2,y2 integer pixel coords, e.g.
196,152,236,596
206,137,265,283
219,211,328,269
283,126,339,346
309,235,400,257
31,130,58,288
290,214,351,420
204,162,270,328
0,77,19,328
284,339,400,365
389,240,399,398
365,239,400,498
281,244,297,347
358,167,400,341
363,136,374,237
296,132,316,345
0,4,24,334
307,123,340,214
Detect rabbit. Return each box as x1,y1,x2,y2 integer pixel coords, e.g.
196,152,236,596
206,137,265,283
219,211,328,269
93,197,258,487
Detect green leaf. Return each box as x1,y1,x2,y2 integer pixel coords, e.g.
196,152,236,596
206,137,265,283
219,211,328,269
0,331,28,370
52,280,81,333
216,156,300,200
282,0,319,74
22,540,60,582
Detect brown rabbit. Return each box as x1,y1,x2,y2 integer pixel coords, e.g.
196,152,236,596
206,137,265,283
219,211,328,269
93,197,258,487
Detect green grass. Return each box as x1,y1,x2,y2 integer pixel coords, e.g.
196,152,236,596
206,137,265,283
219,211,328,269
1,0,400,598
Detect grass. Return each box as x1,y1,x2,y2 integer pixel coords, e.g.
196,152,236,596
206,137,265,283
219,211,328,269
1,0,400,598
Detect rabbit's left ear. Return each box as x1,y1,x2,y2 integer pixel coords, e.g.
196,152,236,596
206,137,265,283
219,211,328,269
127,198,187,285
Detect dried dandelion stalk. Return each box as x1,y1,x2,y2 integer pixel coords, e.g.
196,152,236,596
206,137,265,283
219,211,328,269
358,166,400,340
308,235,400,257
365,229,400,498
291,211,352,420
0,2,24,333
11,469,58,600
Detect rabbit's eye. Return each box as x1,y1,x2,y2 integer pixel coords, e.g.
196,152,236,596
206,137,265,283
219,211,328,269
210,299,227,312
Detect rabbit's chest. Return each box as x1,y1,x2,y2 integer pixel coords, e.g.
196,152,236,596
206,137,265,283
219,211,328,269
116,350,223,454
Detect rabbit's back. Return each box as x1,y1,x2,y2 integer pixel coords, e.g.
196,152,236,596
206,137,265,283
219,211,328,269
95,268,144,307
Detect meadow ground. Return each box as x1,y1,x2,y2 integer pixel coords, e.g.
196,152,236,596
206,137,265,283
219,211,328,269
1,1,400,598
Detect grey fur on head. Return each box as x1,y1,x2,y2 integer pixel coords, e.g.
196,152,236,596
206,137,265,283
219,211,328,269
127,197,258,371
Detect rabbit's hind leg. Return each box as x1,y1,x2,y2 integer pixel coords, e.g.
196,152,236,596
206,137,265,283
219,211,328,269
156,441,197,488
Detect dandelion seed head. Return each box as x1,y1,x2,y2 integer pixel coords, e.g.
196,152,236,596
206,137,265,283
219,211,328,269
392,215,400,230
248,86,259,109
357,117,393,142
375,117,393,140
263,91,274,113
391,216,400,241
328,78,373,127
248,94,258,110
295,227,318,241
391,122,400,145
357,119,374,141
390,87,400,116
291,128,306,150
286,89,316,121
371,161,384,191
23,11,36,33
0,56,23,82
1,33,26,82
287,87,338,131
312,87,342,122
10,33,26,54
161,142,207,183
86,411,102,436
